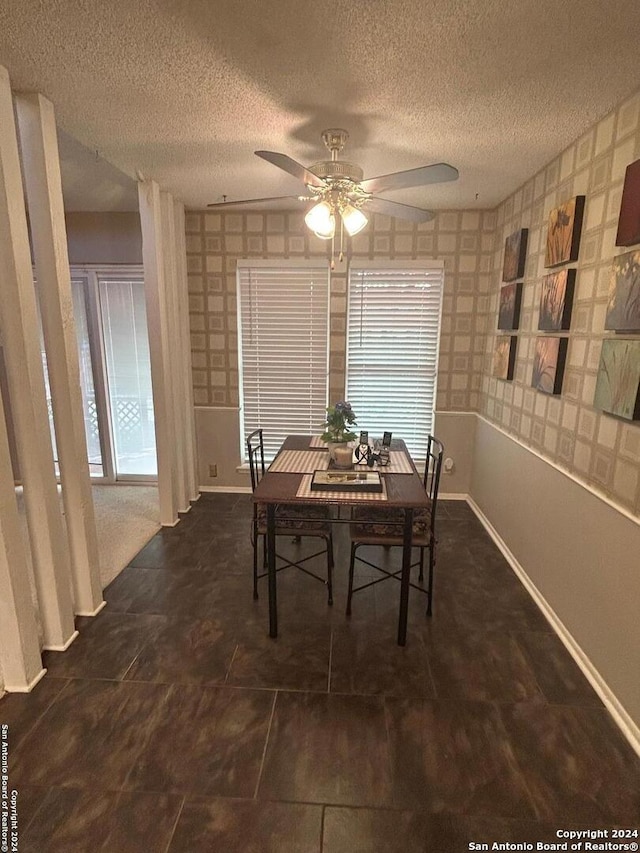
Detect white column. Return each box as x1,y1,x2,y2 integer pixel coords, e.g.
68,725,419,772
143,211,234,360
0,380,45,692
174,201,199,502
15,92,104,617
0,66,76,649
138,179,178,525
161,191,187,512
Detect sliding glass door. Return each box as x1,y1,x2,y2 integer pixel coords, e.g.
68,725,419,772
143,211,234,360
99,276,156,477
38,266,157,482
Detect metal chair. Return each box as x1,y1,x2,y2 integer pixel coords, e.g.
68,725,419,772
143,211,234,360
247,429,334,604
346,434,444,617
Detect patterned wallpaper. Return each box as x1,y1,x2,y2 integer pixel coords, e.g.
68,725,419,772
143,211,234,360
184,208,495,412
481,88,640,516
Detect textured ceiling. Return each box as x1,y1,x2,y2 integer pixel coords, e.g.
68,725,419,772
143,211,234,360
2,0,640,213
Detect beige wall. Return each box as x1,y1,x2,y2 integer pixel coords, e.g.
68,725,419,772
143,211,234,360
65,211,142,265
470,416,640,741
481,89,640,516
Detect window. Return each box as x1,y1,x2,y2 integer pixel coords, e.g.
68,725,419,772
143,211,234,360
237,260,329,461
346,261,444,460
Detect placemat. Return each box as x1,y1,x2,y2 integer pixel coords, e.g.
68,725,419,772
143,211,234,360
309,435,329,448
296,474,388,501
268,449,330,474
355,450,414,475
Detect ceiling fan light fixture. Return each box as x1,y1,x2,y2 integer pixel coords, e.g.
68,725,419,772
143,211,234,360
305,201,335,239
341,203,368,236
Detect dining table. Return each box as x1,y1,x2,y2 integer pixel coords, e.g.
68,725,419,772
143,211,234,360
251,434,430,646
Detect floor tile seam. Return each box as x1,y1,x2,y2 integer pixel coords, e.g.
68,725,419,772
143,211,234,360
117,678,293,696
320,804,327,850
161,793,186,853
119,648,145,683
503,629,557,706
327,628,334,694
12,784,52,838
1,678,73,755
490,700,548,823
118,683,175,794
223,643,240,684
253,690,278,800
381,694,397,809
423,643,439,699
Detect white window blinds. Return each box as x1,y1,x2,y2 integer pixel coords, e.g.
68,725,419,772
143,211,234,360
346,262,444,461
237,261,329,461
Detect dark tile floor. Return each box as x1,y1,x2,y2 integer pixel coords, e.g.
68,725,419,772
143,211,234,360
2,494,639,851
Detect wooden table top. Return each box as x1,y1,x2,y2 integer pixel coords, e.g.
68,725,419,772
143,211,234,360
252,435,429,509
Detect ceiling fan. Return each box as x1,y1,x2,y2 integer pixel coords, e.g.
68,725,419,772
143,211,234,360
207,128,459,240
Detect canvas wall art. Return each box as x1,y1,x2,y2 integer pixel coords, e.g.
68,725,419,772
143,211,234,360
493,336,517,380
538,269,576,331
593,339,640,421
605,250,640,331
502,228,528,282
531,336,568,395
615,158,640,247
498,282,522,330
545,196,585,268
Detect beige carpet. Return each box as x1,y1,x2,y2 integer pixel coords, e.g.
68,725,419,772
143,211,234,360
16,484,160,591
91,485,160,587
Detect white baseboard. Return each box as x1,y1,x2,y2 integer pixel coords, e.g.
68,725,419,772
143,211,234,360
75,599,107,618
467,495,640,758
439,492,468,501
43,629,79,652
3,667,47,693
199,485,252,494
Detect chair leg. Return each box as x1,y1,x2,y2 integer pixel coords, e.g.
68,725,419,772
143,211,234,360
326,534,334,606
252,522,259,600
418,547,425,582
346,542,357,616
426,541,435,616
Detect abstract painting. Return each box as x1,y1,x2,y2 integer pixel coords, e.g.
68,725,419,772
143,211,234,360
593,339,640,421
502,228,528,282
498,282,522,330
605,250,640,331
615,158,640,247
538,269,576,331
493,336,517,380
545,196,585,268
531,336,568,395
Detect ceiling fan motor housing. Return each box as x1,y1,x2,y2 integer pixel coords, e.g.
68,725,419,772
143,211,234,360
309,160,364,183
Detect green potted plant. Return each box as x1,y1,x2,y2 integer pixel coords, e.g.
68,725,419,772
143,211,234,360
321,402,357,467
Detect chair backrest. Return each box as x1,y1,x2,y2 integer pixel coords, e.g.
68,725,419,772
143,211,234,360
423,434,444,530
246,428,265,492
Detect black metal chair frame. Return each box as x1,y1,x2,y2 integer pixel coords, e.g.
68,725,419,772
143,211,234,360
346,434,444,617
247,429,334,604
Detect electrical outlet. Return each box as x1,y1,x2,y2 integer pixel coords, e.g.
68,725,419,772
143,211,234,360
209,464,217,478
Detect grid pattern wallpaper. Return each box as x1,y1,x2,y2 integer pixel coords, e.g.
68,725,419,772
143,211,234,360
184,209,495,412
481,88,640,516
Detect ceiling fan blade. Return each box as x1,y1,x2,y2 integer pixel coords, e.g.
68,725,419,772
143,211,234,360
255,150,326,188
207,195,303,209
360,162,458,194
365,197,435,223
